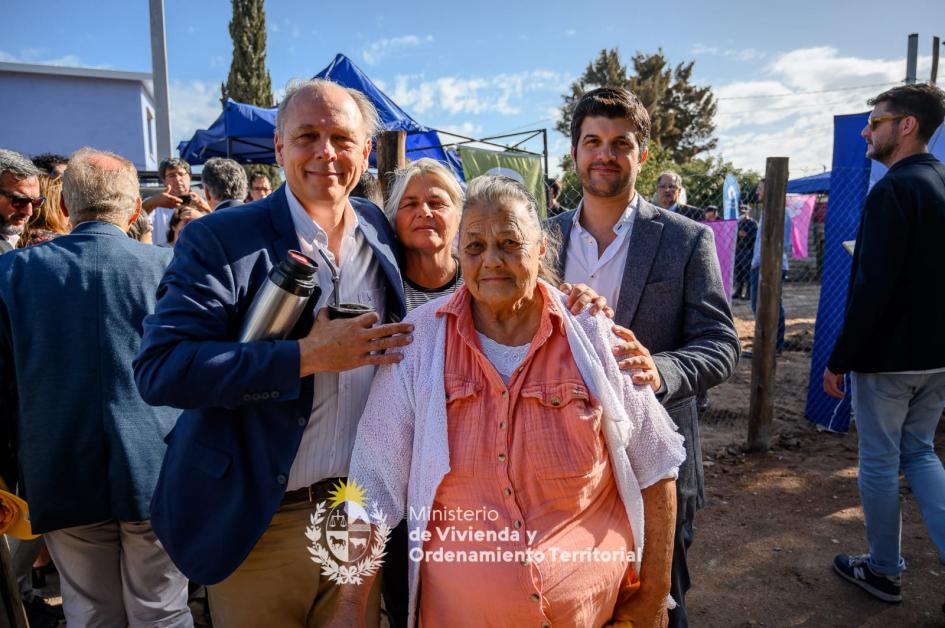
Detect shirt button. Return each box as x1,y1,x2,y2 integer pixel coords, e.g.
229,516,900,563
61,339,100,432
242,393,252,402
521,557,530,566
500,391,508,398
550,396,561,407
530,593,540,603
276,474,287,485
271,390,280,399
297,417,307,427
514,520,523,529
542,623,551,628
498,453,507,462
503,487,512,496
499,421,507,430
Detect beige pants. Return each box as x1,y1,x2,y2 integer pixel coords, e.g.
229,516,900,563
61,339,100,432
208,500,381,628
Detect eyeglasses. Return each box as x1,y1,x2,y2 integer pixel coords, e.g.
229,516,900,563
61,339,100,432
866,114,906,131
0,189,46,210
657,184,679,190
251,187,271,192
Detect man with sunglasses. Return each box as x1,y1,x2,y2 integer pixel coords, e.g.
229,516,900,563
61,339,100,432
825,83,945,606
0,149,44,253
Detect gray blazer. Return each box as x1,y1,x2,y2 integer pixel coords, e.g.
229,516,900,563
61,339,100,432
547,198,740,507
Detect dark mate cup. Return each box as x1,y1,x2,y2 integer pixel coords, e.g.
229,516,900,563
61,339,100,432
327,302,375,320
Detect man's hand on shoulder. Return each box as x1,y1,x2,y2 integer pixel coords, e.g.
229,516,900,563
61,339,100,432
298,308,414,377
612,325,661,392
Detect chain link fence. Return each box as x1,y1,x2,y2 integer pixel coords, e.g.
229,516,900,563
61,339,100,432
546,168,864,432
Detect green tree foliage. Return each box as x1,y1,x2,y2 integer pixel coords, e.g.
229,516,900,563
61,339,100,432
221,0,279,186
557,47,718,168
221,0,273,108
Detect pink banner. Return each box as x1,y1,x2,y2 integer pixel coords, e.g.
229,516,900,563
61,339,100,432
705,219,738,301
786,194,816,258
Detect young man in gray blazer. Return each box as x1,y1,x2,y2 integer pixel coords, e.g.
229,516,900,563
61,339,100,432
547,87,739,627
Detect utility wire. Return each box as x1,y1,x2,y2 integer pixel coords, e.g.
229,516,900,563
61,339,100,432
716,81,901,101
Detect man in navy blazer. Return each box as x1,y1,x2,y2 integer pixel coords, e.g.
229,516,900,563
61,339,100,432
134,80,411,628
0,148,191,627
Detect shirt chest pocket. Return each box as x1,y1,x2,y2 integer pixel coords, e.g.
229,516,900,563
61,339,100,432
444,376,484,478
520,382,604,479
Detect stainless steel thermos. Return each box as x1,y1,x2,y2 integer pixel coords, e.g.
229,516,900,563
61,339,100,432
239,250,320,341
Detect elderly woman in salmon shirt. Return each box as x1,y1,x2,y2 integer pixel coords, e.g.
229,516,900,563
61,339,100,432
331,176,685,628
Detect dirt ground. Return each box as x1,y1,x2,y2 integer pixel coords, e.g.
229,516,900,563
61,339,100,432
688,283,945,627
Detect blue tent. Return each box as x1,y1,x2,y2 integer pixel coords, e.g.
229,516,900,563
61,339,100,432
178,53,463,178
787,171,830,194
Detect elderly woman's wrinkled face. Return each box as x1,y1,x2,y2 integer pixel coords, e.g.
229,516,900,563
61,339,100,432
394,173,459,254
459,200,545,312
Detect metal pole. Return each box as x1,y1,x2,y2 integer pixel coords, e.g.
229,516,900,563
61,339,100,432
149,0,172,161
932,36,940,84
906,33,919,84
542,129,549,180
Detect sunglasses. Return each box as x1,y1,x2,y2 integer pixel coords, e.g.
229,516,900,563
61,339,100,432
866,114,906,131
0,189,46,210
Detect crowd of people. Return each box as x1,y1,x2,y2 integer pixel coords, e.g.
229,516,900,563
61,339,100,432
0,78,942,628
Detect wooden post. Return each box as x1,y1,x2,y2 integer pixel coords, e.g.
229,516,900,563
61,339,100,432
376,131,406,202
747,157,789,452
0,537,28,628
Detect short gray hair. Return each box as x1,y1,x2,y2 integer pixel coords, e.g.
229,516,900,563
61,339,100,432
0,149,41,181
384,158,464,223
656,170,683,188
62,148,139,227
276,79,380,141
201,157,248,201
462,175,561,285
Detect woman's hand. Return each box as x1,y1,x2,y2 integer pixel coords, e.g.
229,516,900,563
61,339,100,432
559,282,614,318
612,325,661,392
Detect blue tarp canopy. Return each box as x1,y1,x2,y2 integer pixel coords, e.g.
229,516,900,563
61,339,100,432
178,53,463,178
787,171,830,194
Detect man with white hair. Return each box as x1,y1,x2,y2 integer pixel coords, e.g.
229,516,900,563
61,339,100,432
655,171,705,222
0,149,43,253
135,79,410,627
0,148,191,627
201,157,248,210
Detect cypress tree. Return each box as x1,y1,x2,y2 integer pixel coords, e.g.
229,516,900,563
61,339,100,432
222,0,279,185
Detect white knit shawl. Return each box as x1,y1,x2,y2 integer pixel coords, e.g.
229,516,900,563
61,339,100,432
348,284,686,625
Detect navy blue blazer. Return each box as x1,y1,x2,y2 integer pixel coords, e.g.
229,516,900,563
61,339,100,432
0,221,177,532
134,186,405,585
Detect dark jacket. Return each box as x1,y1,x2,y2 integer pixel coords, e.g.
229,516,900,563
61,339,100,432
134,186,405,585
0,221,177,532
674,203,705,222
828,152,945,373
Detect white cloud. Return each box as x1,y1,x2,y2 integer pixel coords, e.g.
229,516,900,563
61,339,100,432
435,121,484,139
564,29,576,37
710,46,932,177
0,49,108,69
361,35,434,66
387,70,571,117
692,43,766,62
169,80,222,147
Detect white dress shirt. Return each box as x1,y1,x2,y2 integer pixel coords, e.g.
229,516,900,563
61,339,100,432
564,194,639,308
284,186,387,489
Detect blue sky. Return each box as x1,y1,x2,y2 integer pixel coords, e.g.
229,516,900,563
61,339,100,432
5,0,945,177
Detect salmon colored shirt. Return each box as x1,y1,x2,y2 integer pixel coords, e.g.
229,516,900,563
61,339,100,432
418,283,639,628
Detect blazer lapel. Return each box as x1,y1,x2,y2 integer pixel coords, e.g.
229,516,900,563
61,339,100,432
549,209,576,280
267,185,304,266
615,199,663,326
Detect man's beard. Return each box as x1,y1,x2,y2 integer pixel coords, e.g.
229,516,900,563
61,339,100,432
867,138,895,163
0,215,24,237
578,162,634,198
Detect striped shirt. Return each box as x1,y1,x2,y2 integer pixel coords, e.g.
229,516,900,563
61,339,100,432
403,263,464,312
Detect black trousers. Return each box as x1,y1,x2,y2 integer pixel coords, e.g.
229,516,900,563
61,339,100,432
381,520,409,628
667,485,697,628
